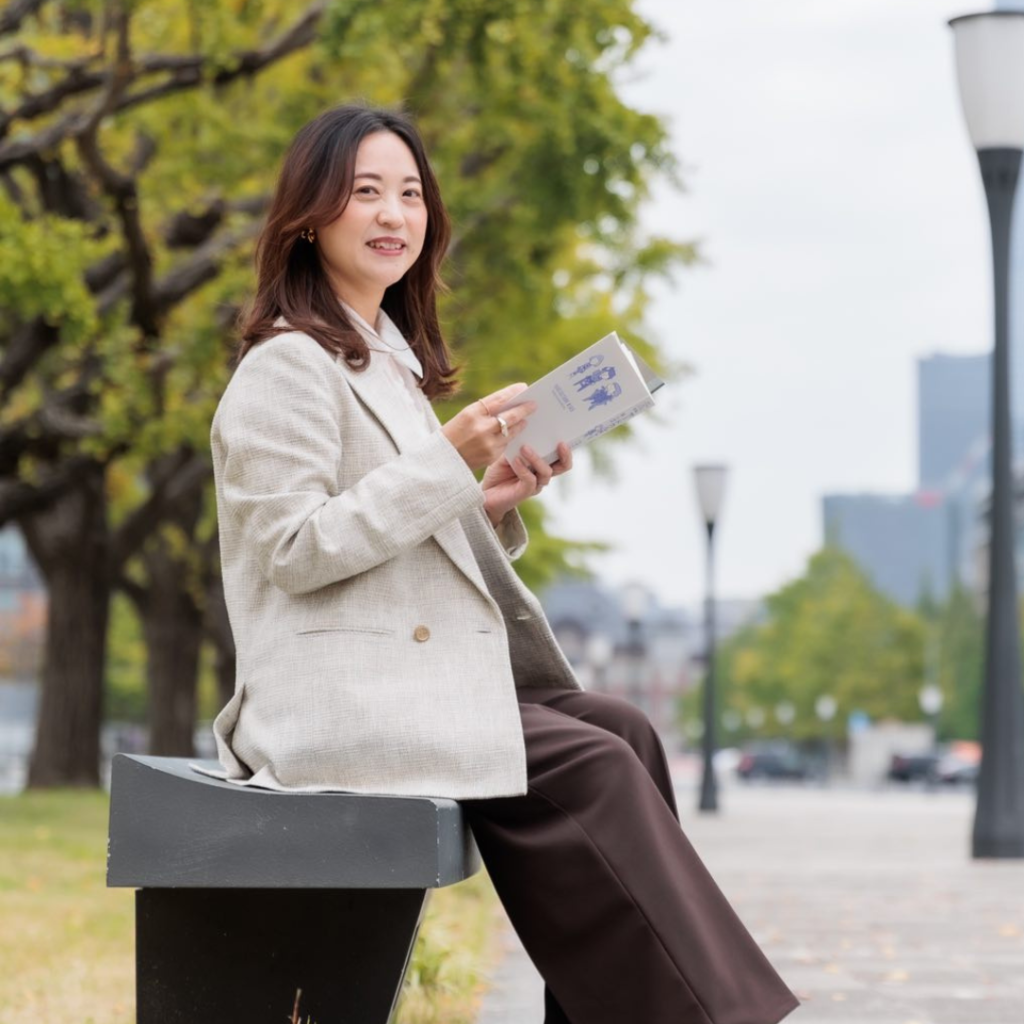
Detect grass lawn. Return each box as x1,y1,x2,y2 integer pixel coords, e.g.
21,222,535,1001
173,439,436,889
0,790,503,1024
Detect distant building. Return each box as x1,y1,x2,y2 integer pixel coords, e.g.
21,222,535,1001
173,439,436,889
824,350,1001,607
917,353,989,491
540,578,692,750
539,577,763,751
822,492,949,606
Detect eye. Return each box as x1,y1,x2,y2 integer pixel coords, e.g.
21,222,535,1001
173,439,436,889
355,185,378,196
404,188,422,199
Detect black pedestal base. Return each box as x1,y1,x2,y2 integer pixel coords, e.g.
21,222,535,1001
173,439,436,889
136,887,429,1023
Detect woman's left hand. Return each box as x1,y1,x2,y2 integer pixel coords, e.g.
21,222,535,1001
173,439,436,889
482,441,573,526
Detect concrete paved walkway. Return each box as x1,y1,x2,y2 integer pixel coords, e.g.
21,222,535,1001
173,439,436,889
473,778,1024,1024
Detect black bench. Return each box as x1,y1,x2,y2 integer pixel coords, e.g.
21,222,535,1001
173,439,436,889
106,753,481,1023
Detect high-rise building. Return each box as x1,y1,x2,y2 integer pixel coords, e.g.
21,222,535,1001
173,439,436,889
823,491,949,606
823,348,995,606
917,353,989,491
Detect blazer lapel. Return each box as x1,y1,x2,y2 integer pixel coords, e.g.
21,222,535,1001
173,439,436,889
335,354,494,605
334,352,422,453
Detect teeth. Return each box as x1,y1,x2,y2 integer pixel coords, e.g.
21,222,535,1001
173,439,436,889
369,241,403,250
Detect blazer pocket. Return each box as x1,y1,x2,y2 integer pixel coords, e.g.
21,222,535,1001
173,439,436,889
294,625,395,638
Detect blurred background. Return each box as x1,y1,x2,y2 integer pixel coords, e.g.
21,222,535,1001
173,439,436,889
1,0,1009,798
2,2,1024,1023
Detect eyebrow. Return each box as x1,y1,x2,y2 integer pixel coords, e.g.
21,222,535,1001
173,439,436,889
354,172,422,184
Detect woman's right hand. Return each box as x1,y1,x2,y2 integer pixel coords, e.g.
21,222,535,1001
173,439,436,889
441,383,537,471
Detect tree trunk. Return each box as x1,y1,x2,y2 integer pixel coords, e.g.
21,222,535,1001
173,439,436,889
21,465,110,788
138,490,206,757
139,564,203,756
205,572,236,712
214,644,236,713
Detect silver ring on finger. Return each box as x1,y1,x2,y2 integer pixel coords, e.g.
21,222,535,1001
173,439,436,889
495,414,510,439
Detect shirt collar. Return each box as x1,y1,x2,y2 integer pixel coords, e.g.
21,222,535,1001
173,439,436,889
340,301,424,380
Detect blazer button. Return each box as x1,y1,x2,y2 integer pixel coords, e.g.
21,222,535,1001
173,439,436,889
413,625,431,642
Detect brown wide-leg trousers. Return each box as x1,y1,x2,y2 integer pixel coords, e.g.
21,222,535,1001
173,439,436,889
461,687,800,1024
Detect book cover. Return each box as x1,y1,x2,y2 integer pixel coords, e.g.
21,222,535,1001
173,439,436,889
496,332,662,466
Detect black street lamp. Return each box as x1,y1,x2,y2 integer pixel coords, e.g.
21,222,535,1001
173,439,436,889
621,583,649,710
949,10,1024,858
693,464,728,813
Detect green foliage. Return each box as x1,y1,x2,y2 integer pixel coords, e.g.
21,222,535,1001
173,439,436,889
104,589,223,726
703,547,928,742
0,195,109,350
500,499,608,593
5,1,695,763
683,554,998,745
934,582,983,741
4,0,692,588
104,592,148,723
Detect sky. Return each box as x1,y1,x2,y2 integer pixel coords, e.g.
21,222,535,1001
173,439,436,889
544,0,1021,610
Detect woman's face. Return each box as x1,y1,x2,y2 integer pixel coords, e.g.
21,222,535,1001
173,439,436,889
317,131,429,317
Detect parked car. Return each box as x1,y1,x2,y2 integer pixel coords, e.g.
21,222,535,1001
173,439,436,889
713,747,743,775
888,741,981,786
736,742,809,781
935,756,978,785
934,743,981,786
887,752,940,783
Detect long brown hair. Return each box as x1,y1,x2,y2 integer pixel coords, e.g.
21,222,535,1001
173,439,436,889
236,104,459,400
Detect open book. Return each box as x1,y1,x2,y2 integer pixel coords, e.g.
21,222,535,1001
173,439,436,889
497,331,664,466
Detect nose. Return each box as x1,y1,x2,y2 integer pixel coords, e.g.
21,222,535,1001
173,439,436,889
377,193,404,227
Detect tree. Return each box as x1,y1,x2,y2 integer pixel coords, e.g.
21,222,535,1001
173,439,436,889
701,547,927,743
2,0,693,784
1,1,337,783
935,582,983,741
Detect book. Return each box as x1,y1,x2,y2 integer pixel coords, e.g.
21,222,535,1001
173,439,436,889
496,331,664,467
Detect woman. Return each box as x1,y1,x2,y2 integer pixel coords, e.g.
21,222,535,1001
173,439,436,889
209,104,798,1024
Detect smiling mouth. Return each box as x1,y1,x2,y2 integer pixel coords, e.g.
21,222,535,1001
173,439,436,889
368,241,406,251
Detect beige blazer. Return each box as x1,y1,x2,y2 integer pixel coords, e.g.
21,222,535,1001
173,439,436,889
209,328,582,799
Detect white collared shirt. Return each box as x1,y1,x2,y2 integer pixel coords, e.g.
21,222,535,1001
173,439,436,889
340,301,435,436
341,302,424,379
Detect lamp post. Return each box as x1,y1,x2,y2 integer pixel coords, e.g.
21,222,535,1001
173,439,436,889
815,695,838,784
775,701,796,731
621,583,649,710
693,464,728,813
949,10,1024,858
919,683,945,748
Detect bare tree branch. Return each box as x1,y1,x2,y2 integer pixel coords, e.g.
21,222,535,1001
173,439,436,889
0,1,327,169
0,452,112,526
0,347,108,468
110,449,211,571
0,318,59,401
152,219,263,313
25,152,101,219
0,44,96,69
0,166,26,208
84,250,128,293
73,6,163,337
0,61,104,137
0,0,48,40
0,51,224,139
114,570,148,612
164,193,268,248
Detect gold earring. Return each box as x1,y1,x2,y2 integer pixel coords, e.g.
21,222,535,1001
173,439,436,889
301,227,316,243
